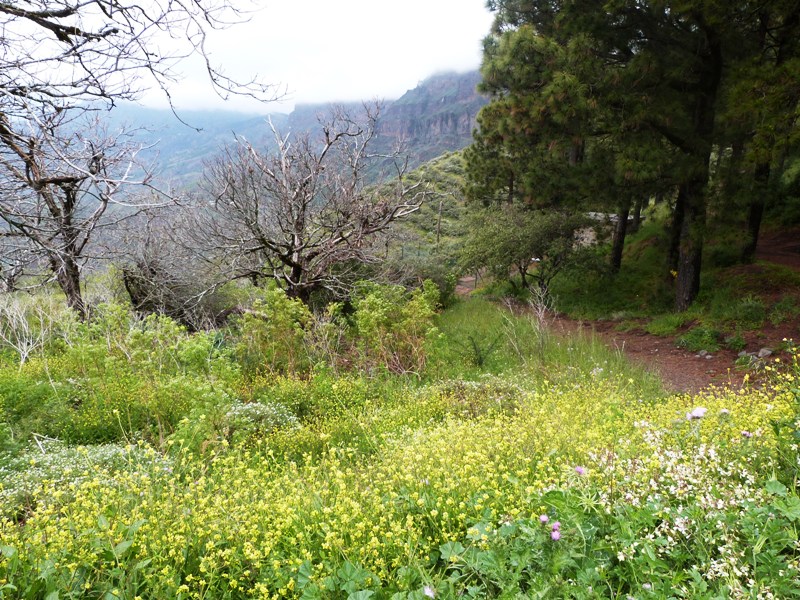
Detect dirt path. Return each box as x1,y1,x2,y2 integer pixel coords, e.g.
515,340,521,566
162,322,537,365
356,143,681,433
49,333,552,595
461,227,800,394
548,316,752,394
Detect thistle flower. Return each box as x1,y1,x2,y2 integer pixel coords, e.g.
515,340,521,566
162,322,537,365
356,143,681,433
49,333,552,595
551,530,561,541
551,521,561,531
539,514,549,524
574,466,586,476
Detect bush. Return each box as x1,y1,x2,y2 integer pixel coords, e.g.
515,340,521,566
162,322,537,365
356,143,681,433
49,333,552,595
352,280,441,376
676,325,721,352
732,294,767,328
645,313,692,336
223,400,299,446
232,286,312,377
0,440,170,521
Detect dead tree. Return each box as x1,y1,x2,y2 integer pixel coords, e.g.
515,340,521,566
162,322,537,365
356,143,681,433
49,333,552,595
196,104,426,303
0,109,153,318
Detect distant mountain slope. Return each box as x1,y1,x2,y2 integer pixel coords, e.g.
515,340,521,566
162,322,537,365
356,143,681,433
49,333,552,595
109,71,486,187
377,71,486,164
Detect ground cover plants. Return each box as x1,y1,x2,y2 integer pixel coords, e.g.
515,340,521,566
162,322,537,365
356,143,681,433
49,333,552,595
0,290,799,599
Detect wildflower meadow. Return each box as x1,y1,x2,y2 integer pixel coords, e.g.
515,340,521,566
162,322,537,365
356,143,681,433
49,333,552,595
0,292,798,599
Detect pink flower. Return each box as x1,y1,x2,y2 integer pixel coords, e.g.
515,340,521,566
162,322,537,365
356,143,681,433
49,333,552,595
551,530,561,541
423,585,436,598
539,514,549,524
741,430,753,438
551,521,561,531
575,466,586,476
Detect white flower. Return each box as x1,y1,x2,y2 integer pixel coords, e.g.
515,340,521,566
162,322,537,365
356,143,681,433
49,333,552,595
686,407,708,420
423,585,436,598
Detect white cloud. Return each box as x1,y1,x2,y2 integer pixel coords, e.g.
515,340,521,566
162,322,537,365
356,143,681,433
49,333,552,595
140,0,494,113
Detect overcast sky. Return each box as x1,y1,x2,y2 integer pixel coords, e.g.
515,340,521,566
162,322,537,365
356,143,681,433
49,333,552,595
142,0,495,113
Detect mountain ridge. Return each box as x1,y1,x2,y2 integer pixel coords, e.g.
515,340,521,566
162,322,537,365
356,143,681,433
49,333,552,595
110,71,487,186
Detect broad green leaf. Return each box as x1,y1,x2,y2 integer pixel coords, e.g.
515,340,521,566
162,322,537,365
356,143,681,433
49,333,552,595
113,540,133,557
439,541,465,561
777,496,800,522
766,479,788,497
347,592,374,600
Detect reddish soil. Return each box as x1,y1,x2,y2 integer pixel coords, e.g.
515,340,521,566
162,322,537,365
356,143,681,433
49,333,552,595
462,227,800,394
575,228,800,393
548,316,773,395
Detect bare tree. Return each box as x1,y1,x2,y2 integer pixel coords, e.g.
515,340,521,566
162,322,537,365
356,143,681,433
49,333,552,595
115,206,232,328
0,0,275,119
0,108,154,318
0,0,278,315
197,105,426,303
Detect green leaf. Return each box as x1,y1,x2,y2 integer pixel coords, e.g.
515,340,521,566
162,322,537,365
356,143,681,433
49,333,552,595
132,558,152,571
97,514,110,530
766,479,788,497
439,541,466,561
113,539,133,557
45,592,59,600
777,496,800,522
297,560,314,588
299,584,324,600
126,519,147,535
347,592,374,600
0,545,16,559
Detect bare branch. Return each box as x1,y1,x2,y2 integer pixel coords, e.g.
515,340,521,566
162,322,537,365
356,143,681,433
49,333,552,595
191,104,428,303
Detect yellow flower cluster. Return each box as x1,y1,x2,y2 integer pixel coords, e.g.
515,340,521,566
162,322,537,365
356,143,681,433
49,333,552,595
0,374,789,597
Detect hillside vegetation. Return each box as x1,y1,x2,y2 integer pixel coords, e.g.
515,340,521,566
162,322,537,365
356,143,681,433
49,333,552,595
1,291,799,598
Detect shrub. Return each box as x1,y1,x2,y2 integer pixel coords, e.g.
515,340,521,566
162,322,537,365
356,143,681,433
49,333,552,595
676,325,721,352
0,440,170,521
732,294,766,328
223,400,299,446
232,286,312,377
645,312,692,336
352,280,441,375
769,296,799,326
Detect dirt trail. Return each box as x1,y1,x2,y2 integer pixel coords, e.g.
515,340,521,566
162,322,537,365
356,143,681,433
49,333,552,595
461,228,800,394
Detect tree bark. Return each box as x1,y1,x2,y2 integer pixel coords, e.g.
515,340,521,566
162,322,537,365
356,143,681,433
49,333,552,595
52,255,86,320
741,161,769,263
610,197,631,273
631,196,644,232
675,177,707,311
674,25,722,312
667,189,684,276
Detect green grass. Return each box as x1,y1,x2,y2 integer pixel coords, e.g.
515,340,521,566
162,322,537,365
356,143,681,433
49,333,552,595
644,312,692,336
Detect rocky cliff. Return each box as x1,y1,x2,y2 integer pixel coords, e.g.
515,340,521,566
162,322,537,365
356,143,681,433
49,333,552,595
287,71,486,170
109,71,487,185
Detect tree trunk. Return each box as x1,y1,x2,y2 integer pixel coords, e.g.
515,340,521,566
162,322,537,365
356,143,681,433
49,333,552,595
674,177,707,311
674,24,722,311
631,196,644,232
52,255,86,320
741,161,769,263
610,197,631,273
667,189,684,276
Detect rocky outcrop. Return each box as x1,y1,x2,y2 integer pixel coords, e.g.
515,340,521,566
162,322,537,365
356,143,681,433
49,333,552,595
283,72,487,169
376,71,487,165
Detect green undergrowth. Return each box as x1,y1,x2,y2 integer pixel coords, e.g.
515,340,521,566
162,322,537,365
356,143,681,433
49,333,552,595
0,292,799,598
551,217,800,352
